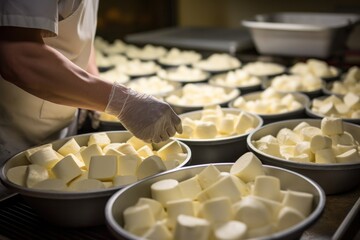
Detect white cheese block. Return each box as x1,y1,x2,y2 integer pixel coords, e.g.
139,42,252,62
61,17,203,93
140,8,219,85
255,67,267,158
117,143,138,156
142,221,172,240
32,179,67,191
233,196,272,229
197,164,221,189
151,179,183,205
136,155,166,179
178,175,202,199
253,176,281,201
331,132,355,146
69,179,105,191
166,198,195,228
57,138,81,156
336,149,360,163
87,132,111,148
213,221,247,240
80,144,103,168
127,136,153,151
137,145,154,159
103,143,124,153
194,122,217,139
300,127,322,141
293,122,310,134
256,142,281,158
135,198,167,221
157,141,183,161
310,135,332,153
202,175,241,203
173,215,210,240
162,159,181,170
29,146,60,169
294,142,313,161
251,196,283,220
277,207,305,231
52,154,82,183
218,115,235,135
344,92,360,108
282,190,313,217
88,155,117,181
321,117,343,136
277,128,301,146
124,204,156,234
6,165,28,186
113,175,138,187
104,148,124,157
199,197,233,224
234,111,255,134
230,152,265,183
24,143,53,160
26,164,49,188
118,154,142,176
315,148,336,164
333,144,357,156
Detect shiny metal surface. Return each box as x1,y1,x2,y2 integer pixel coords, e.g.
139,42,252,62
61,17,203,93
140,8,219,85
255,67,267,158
247,119,360,195
0,131,191,227
105,163,326,240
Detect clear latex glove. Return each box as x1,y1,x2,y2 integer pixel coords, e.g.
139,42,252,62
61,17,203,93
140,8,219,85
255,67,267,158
105,81,182,143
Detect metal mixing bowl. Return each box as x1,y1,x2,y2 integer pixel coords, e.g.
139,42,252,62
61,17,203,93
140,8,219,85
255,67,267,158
229,91,310,125
247,119,360,194
0,131,191,227
175,108,263,165
105,163,325,240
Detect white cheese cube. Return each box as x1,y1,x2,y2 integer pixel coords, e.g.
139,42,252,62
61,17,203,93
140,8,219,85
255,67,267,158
315,148,336,164
344,92,360,108
32,179,67,191
29,146,60,169
230,152,265,183
103,143,124,153
331,132,355,146
251,196,283,220
253,175,281,201
203,175,241,203
26,164,49,188
105,148,125,157
80,144,103,167
142,221,172,240
197,164,221,189
135,198,167,221
118,154,141,176
137,145,154,159
127,136,153,151
213,221,247,240
117,143,138,156
233,196,272,229
234,111,255,134
69,179,105,191
113,175,138,187
178,175,202,199
88,155,117,181
279,145,295,159
218,115,235,135
151,179,183,205
310,135,332,153
294,142,314,161
52,154,82,183
194,122,217,139
200,197,233,224
277,207,305,231
167,198,195,228
282,190,314,217
336,149,360,163
162,159,181,170
124,204,156,234
256,142,281,158
174,215,210,240
136,155,166,180
300,127,322,141
277,128,301,145
57,138,81,156
6,165,28,186
24,143,52,160
333,144,357,156
293,122,310,134
321,117,344,135
201,114,219,128
87,132,111,148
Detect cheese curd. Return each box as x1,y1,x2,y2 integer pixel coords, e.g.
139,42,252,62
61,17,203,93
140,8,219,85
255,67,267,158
193,54,241,72
270,74,322,92
121,152,314,239
99,68,129,84
175,105,258,139
101,39,128,55
125,44,167,61
157,65,209,83
116,59,160,77
166,84,239,107
289,59,338,78
329,66,360,96
6,135,188,192
126,76,177,96
232,88,304,115
253,117,360,164
211,69,262,88
242,61,285,77
158,48,202,66
310,93,360,119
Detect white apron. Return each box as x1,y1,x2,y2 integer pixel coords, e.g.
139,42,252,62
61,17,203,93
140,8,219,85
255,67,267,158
0,0,98,162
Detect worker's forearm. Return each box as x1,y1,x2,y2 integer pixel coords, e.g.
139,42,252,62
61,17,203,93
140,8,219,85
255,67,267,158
86,45,100,76
0,41,111,112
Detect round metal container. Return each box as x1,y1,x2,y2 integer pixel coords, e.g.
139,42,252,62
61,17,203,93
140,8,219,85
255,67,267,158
105,163,325,240
165,83,240,114
305,96,360,125
175,108,263,164
157,67,210,85
247,119,360,195
0,131,191,227
229,91,310,125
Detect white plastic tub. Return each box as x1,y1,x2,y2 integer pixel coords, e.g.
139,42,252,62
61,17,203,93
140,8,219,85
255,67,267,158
242,12,360,58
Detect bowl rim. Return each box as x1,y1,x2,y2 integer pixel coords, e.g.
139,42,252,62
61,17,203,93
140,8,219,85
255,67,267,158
0,131,192,199
105,163,326,240
174,107,263,143
247,118,360,170
228,91,310,117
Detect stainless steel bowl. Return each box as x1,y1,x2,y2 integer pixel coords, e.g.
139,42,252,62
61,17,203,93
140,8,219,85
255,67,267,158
165,83,240,114
305,96,360,125
0,131,191,227
175,108,263,165
229,91,310,125
157,67,210,85
105,163,325,240
247,119,360,194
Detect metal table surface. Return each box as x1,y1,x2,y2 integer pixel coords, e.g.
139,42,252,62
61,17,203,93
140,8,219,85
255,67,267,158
0,185,359,240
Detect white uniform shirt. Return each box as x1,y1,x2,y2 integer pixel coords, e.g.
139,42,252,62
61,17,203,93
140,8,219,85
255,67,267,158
0,0,99,162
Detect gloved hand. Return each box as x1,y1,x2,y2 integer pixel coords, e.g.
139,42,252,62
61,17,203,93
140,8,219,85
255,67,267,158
105,81,182,143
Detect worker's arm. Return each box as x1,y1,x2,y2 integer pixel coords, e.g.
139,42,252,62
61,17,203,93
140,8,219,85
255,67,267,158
0,27,111,112
86,45,100,76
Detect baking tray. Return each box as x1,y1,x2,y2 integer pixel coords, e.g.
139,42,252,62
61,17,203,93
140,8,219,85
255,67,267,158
242,12,360,58
125,27,253,54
